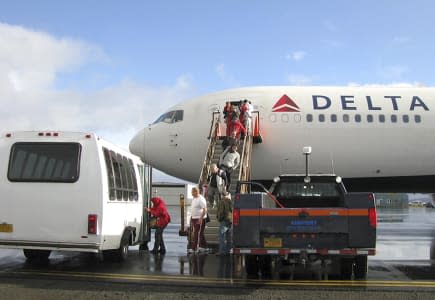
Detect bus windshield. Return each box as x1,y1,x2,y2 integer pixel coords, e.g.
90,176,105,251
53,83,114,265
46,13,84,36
8,142,81,182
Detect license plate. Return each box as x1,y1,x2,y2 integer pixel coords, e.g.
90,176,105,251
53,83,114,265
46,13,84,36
264,237,282,248
0,223,13,233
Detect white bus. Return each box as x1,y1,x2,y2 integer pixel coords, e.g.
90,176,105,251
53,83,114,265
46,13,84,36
0,131,151,261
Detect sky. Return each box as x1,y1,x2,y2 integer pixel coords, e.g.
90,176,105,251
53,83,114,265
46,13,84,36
1,0,435,182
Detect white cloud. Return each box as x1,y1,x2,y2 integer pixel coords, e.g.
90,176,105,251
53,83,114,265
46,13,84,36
0,22,105,92
323,20,338,32
285,51,306,62
0,22,196,150
216,63,239,86
347,82,425,88
287,74,312,86
392,36,411,45
322,39,343,48
378,65,408,81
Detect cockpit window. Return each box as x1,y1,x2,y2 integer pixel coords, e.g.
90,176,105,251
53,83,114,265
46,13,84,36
153,110,184,124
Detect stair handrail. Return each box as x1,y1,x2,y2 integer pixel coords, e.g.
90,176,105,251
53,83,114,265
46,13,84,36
237,127,254,194
198,111,221,192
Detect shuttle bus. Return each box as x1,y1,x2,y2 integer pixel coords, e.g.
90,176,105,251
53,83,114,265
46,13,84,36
0,131,151,261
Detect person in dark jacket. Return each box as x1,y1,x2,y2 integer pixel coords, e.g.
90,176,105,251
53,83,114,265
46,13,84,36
146,196,171,254
216,192,233,255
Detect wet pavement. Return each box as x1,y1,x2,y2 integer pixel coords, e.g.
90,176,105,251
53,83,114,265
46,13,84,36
0,207,434,291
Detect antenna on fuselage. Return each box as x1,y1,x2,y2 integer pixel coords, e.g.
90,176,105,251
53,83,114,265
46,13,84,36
330,151,336,175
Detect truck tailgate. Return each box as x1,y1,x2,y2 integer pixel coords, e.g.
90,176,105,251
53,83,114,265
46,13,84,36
239,208,351,249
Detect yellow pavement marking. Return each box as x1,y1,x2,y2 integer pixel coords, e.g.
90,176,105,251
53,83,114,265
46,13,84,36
9,269,435,289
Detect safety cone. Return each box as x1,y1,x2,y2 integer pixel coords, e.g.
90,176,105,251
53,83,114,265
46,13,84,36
253,116,262,144
253,116,259,137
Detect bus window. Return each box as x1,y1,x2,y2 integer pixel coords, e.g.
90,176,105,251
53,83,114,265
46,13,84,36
111,151,123,200
103,148,116,200
8,142,81,182
118,154,129,201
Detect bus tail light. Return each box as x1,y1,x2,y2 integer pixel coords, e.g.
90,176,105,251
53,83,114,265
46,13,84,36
88,214,98,234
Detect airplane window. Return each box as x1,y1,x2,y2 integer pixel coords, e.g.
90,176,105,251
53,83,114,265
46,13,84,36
153,110,184,124
402,115,409,123
319,114,325,122
306,114,313,122
331,114,337,122
379,114,385,123
343,114,349,123
355,114,361,122
415,115,421,123
391,115,397,123
367,114,374,123
173,110,184,122
153,111,173,124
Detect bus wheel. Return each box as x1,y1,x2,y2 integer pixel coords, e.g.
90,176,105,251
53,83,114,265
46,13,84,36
23,249,51,261
104,232,130,262
116,233,130,262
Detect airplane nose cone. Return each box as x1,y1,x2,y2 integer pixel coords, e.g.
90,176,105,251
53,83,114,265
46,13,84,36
129,129,146,159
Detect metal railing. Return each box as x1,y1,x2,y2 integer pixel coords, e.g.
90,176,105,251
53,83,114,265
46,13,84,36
198,111,221,192
237,132,253,194
198,110,260,194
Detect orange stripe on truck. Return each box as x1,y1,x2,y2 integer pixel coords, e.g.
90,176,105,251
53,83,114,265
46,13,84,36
239,208,368,217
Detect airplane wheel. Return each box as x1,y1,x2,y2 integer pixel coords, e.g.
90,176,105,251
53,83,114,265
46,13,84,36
354,256,368,279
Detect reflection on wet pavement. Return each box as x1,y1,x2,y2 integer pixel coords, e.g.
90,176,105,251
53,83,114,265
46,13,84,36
0,206,434,282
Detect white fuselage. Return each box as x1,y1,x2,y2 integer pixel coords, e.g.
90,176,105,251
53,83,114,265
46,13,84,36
130,86,435,191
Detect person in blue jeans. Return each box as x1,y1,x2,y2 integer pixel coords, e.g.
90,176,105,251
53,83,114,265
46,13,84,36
216,192,232,255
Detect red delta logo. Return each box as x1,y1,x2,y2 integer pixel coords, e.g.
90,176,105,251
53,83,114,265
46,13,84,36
272,94,300,112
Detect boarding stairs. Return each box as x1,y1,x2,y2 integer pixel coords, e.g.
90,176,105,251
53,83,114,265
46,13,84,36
195,111,260,248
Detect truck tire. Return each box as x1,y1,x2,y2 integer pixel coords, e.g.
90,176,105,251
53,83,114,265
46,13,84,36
23,249,51,261
245,254,259,276
354,256,368,279
340,257,353,280
259,256,272,276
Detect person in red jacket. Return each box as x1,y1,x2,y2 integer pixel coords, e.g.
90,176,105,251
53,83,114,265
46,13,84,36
146,197,171,254
231,118,247,139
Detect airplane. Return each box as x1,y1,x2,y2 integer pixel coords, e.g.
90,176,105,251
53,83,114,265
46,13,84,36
129,86,435,193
